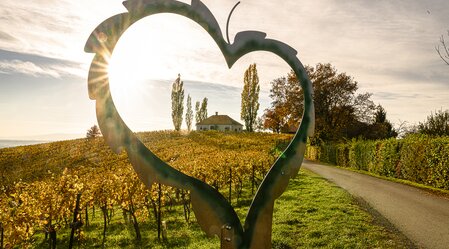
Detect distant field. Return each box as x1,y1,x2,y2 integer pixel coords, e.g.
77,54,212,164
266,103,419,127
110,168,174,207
0,131,410,248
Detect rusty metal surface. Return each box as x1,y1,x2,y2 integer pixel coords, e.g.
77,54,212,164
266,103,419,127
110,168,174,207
85,1,314,248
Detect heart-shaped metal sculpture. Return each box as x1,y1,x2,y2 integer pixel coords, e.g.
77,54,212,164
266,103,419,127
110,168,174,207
85,0,314,248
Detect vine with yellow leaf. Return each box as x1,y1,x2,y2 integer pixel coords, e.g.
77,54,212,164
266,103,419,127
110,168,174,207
0,131,292,248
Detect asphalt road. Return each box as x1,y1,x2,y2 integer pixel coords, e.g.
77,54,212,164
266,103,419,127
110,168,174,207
302,160,449,249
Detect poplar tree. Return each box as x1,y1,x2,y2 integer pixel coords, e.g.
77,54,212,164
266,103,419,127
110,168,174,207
241,63,260,132
171,74,184,131
185,94,193,131
195,101,201,124
200,97,208,122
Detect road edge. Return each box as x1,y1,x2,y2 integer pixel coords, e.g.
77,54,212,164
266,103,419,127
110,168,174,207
304,159,449,199
301,166,419,248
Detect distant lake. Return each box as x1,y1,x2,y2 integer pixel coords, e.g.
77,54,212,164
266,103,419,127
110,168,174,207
0,140,48,149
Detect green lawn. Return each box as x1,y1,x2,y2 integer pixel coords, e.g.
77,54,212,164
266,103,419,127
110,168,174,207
31,169,410,249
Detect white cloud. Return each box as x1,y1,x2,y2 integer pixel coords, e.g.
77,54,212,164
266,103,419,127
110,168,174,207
0,59,86,78
0,0,125,63
0,60,60,77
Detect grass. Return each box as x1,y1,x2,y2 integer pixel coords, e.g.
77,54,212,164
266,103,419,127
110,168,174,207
271,169,410,248
31,169,410,248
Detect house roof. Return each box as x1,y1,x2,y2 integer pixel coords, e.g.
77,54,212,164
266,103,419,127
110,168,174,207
196,114,243,126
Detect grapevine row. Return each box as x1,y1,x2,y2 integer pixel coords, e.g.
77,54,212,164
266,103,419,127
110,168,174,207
0,131,293,248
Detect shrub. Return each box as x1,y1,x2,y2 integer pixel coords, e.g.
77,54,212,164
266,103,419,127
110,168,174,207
336,143,350,167
399,134,429,183
376,138,401,177
425,137,449,189
305,146,319,161
306,135,449,190
349,140,375,171
319,143,337,165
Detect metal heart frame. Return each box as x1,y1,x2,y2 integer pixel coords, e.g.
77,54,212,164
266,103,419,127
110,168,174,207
84,0,314,248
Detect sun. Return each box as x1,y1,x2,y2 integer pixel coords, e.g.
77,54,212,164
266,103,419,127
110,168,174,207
105,14,219,131
107,16,173,116
107,14,213,104
107,21,156,103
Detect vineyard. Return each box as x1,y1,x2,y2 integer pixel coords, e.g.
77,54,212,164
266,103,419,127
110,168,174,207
0,131,293,248
0,131,410,248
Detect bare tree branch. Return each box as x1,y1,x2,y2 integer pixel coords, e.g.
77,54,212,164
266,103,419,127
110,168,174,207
436,31,449,66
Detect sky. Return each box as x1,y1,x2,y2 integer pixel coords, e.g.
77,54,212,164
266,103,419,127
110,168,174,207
0,0,448,140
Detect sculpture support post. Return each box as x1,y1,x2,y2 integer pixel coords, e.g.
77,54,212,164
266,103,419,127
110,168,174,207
221,225,234,249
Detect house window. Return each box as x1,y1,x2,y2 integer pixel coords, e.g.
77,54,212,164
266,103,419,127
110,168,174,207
225,127,230,131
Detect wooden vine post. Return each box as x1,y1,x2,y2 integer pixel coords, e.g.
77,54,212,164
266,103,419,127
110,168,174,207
69,193,82,249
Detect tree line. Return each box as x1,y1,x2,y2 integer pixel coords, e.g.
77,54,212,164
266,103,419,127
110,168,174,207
263,62,449,142
262,63,397,144
90,60,447,140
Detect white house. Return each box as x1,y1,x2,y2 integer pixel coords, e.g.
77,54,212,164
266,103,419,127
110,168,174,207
196,112,243,132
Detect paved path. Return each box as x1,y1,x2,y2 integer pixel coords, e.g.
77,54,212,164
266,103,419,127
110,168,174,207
302,160,449,249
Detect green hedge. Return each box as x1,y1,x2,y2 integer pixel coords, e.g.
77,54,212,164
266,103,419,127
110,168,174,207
305,135,449,190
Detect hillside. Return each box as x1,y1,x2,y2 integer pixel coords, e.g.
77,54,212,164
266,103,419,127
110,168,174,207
0,131,292,187
0,131,411,248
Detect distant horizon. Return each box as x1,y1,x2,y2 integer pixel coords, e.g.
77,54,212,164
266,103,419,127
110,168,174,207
0,139,54,149
0,133,85,141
